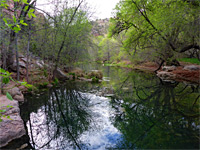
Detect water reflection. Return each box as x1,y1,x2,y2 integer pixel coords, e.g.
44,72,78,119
21,66,200,149
26,83,93,149
22,82,122,149
110,71,200,149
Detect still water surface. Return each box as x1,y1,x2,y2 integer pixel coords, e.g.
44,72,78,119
21,65,200,149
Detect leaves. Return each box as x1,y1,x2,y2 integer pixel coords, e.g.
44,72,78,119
1,0,37,32
6,92,13,101
2,77,9,84
17,81,32,88
28,8,36,18
109,0,200,62
20,20,28,26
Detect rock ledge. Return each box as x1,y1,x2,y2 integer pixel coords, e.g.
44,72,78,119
0,96,26,148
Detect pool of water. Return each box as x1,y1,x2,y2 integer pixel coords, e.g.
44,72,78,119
20,65,200,149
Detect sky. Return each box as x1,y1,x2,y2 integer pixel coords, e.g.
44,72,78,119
36,0,120,19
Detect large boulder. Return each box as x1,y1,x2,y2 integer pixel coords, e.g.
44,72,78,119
10,61,26,71
54,69,69,80
3,87,21,97
0,96,26,148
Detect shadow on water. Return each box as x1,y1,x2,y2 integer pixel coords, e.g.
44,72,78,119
19,65,199,149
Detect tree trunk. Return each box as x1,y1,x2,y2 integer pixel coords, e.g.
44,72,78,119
52,0,83,79
26,25,31,83
15,33,20,81
154,60,165,73
7,31,16,69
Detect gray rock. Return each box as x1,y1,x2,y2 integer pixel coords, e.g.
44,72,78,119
162,66,176,72
3,87,21,98
35,60,44,69
0,96,26,148
54,69,69,80
10,61,26,71
18,54,25,58
13,94,24,102
183,65,200,71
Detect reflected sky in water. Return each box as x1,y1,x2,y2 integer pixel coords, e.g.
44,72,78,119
21,65,199,150
26,93,123,150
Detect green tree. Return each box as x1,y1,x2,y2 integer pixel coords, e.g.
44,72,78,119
109,0,200,67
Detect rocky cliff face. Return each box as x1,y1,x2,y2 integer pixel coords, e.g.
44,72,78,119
91,18,109,36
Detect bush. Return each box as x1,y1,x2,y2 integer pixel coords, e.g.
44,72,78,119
52,78,59,85
38,82,48,89
69,73,76,80
87,70,103,79
92,77,99,83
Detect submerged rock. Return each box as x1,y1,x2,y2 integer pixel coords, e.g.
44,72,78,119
0,96,26,148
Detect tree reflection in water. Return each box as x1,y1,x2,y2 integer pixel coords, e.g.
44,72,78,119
21,67,199,150
110,72,200,149
26,83,92,149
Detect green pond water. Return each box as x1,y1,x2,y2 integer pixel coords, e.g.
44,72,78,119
20,65,199,149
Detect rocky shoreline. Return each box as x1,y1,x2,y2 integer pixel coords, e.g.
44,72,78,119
0,96,25,148
0,80,30,149
135,62,200,84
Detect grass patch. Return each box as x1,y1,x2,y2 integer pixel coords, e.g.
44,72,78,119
178,58,200,65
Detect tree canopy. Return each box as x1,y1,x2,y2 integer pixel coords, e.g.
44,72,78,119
109,0,200,63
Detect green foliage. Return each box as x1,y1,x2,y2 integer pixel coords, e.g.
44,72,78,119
43,69,48,77
91,77,99,83
6,92,13,100
52,78,59,85
38,82,49,89
30,6,92,67
178,58,200,64
69,73,76,80
69,72,75,76
109,0,200,63
0,0,36,33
